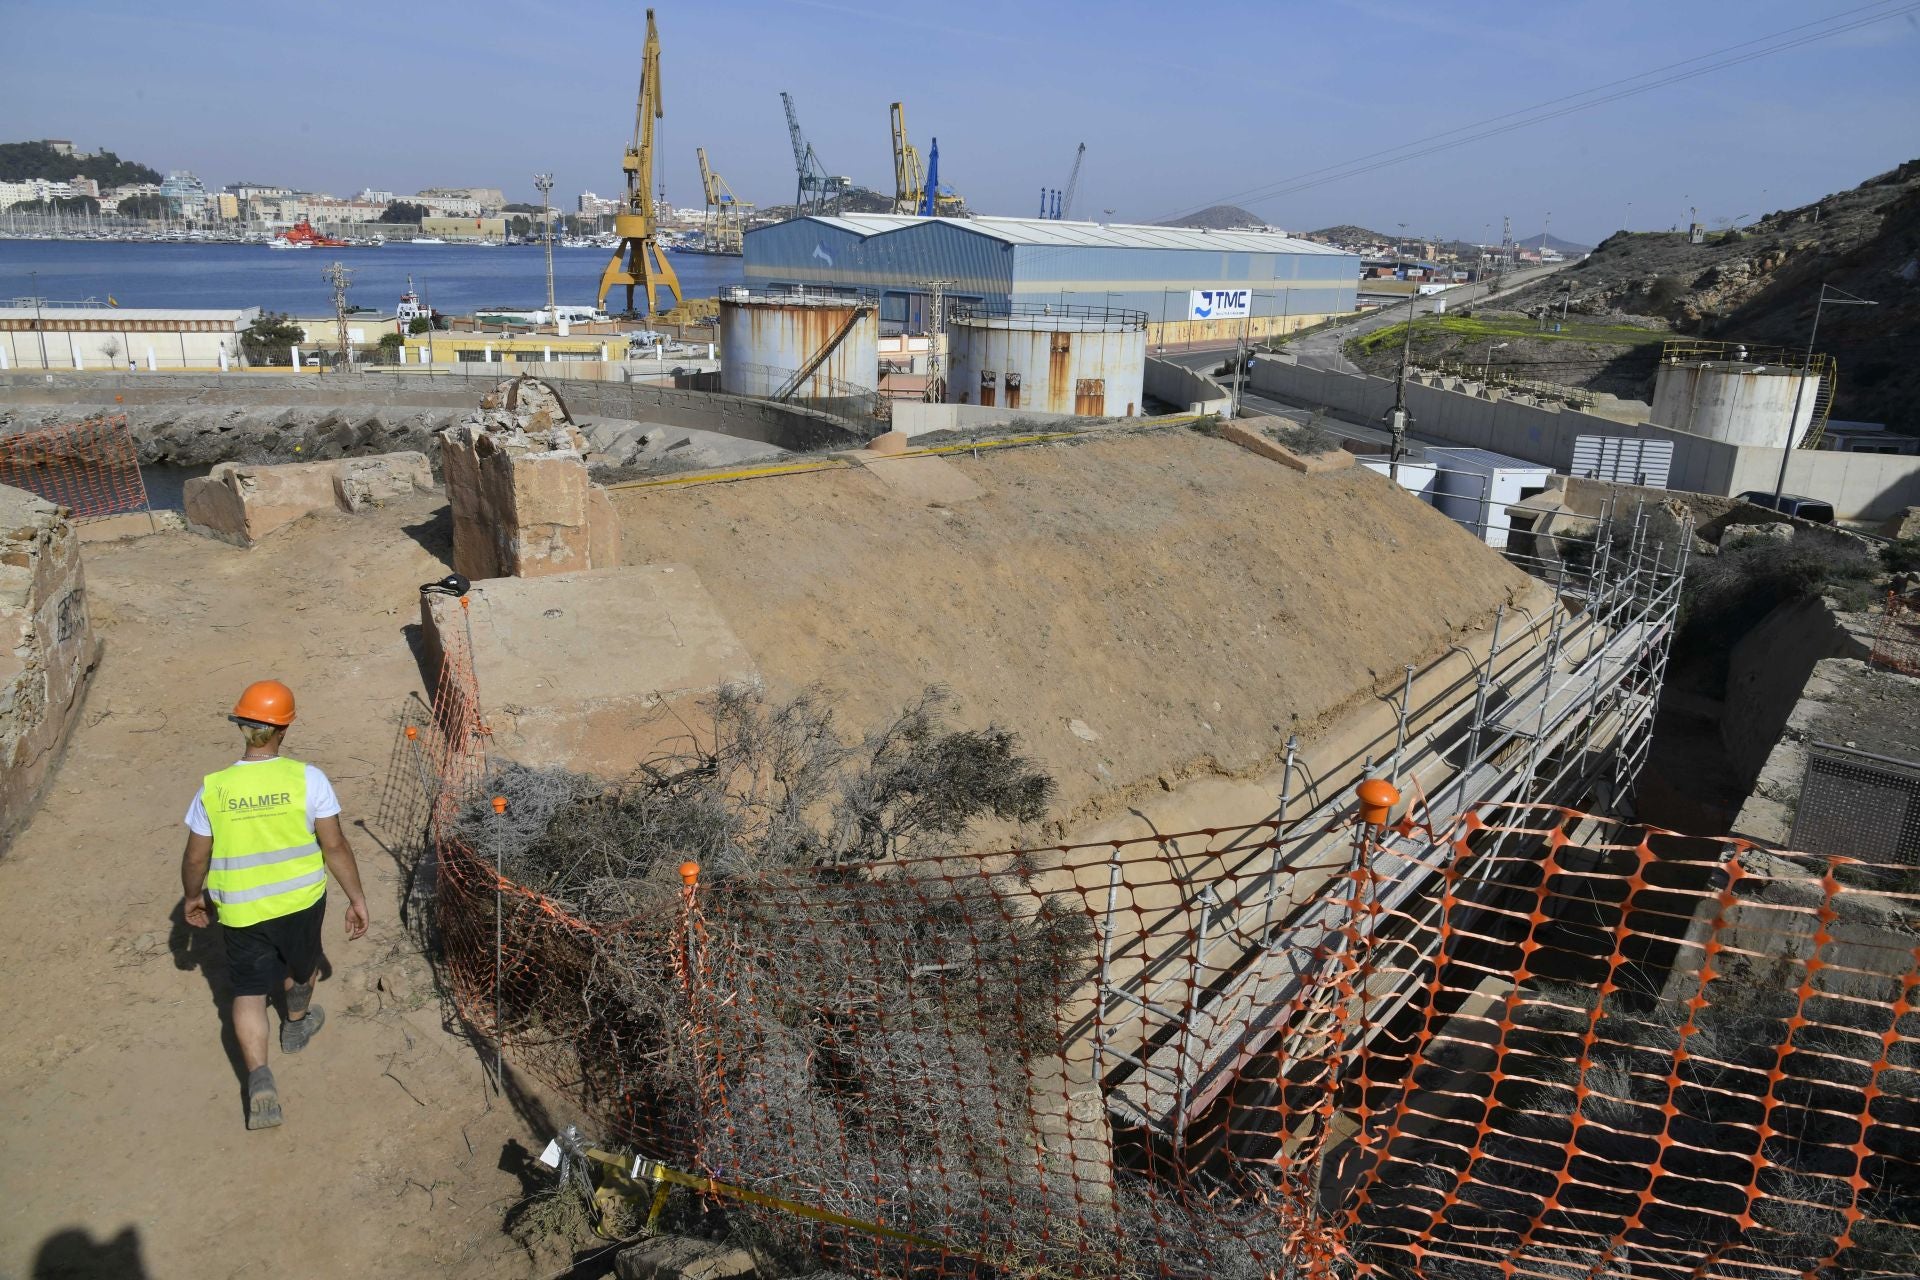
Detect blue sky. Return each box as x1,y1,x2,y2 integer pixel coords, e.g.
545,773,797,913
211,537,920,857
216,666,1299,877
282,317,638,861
3,0,1916,243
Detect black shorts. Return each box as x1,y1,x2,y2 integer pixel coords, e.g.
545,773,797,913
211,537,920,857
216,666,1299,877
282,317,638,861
222,897,326,997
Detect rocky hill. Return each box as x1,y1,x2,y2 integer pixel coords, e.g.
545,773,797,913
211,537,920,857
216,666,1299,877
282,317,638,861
1307,223,1393,244
1414,160,1920,428
1382,161,1920,426
1159,204,1268,230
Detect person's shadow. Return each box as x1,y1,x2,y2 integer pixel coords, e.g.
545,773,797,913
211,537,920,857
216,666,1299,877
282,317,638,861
32,1226,150,1279
167,898,334,1106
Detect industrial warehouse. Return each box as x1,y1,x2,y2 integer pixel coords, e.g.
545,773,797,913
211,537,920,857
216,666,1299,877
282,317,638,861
742,213,1360,347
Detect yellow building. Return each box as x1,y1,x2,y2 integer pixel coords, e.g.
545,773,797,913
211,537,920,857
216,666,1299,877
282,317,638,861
214,192,240,220
418,216,507,243
400,332,616,365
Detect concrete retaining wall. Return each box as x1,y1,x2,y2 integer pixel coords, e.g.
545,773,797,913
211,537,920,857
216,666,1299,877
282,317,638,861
0,370,868,455
1249,357,1920,521
1144,357,1232,415
889,401,1077,438
1,484,100,855
1720,598,1875,786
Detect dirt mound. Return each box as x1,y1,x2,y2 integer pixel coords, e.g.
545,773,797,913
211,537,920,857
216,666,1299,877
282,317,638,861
607,428,1529,831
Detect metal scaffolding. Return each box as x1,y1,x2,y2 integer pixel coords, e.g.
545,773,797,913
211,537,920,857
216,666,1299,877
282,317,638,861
1088,500,1690,1147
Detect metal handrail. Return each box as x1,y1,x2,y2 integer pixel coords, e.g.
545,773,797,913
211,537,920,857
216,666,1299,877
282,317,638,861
949,300,1149,330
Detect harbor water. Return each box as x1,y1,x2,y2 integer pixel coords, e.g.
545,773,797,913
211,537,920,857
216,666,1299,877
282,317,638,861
0,239,745,316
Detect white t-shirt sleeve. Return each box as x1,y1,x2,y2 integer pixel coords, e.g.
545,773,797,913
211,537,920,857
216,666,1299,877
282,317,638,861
184,787,211,837
306,765,342,828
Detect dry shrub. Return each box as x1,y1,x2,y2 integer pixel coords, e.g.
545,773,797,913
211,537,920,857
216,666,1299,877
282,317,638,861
453,687,1127,1275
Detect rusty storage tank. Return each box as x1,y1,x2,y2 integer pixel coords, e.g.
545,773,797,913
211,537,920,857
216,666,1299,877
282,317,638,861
943,303,1146,417
1648,355,1822,448
718,291,880,412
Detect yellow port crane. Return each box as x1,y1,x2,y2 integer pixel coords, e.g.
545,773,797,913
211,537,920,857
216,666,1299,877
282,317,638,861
695,146,752,255
889,100,963,217
889,101,926,216
596,8,682,317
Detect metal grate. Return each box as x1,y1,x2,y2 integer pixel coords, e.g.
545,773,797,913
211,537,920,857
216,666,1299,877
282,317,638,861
1789,740,1920,867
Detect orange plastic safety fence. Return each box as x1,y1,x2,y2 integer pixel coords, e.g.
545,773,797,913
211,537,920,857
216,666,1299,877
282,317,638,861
1869,590,1920,677
0,414,150,521
405,649,1920,1278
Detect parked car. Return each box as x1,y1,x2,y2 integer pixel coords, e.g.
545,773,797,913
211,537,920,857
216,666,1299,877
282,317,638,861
1736,490,1835,524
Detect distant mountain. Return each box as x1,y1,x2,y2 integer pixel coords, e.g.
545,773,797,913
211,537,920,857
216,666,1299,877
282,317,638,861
0,140,160,188
1516,232,1592,255
1159,204,1268,230
1307,223,1394,244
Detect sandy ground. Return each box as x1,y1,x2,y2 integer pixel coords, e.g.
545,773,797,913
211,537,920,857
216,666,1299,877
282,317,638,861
0,492,569,1280
608,428,1530,835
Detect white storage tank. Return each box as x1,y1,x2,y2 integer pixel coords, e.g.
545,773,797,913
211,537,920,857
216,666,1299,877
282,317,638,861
1648,358,1821,447
944,305,1146,417
718,293,879,405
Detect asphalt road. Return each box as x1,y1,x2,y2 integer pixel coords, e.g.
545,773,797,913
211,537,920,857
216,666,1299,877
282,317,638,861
1164,261,1571,377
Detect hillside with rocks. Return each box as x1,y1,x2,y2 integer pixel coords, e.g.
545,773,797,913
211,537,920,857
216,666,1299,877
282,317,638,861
1393,160,1919,429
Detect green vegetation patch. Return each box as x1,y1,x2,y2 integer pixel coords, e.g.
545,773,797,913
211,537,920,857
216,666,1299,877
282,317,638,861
1355,314,1668,354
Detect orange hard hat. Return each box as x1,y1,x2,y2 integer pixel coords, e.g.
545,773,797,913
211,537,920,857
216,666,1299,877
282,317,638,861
231,679,296,727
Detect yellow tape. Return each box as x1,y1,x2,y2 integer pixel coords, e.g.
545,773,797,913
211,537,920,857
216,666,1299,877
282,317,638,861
604,457,854,491
580,1145,971,1258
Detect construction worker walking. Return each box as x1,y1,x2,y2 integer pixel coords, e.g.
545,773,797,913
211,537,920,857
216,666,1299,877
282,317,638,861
179,680,370,1129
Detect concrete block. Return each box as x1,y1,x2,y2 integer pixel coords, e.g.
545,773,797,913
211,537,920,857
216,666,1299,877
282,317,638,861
419,565,758,774
866,430,909,456
441,422,605,580
587,485,621,569
182,452,433,547
614,1236,756,1280
1218,421,1356,474
184,459,340,546
1,484,100,854
333,450,432,513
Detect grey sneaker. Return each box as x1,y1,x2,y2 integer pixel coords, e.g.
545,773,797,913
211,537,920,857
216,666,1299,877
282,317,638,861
280,1006,326,1054
246,1066,283,1130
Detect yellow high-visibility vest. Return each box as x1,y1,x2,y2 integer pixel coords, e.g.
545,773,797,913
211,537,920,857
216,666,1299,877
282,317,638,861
202,758,327,928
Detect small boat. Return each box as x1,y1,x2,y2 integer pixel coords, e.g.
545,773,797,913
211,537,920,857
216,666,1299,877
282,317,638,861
279,218,348,248
266,239,312,250
411,236,447,245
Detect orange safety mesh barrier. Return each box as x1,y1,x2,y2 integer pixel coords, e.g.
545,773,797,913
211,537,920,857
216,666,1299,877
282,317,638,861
0,414,150,520
408,655,1920,1278
1869,590,1920,677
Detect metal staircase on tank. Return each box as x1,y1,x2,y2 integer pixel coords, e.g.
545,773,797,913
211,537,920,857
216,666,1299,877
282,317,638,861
1800,353,1838,449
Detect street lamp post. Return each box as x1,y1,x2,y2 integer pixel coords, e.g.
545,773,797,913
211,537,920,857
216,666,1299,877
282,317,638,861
534,173,556,330
1483,340,1509,381
1388,288,1418,481
1770,283,1877,506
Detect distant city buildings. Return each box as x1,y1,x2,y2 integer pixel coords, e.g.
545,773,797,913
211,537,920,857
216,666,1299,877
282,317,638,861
1,150,545,231
578,190,620,218
158,170,211,216
418,186,505,215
